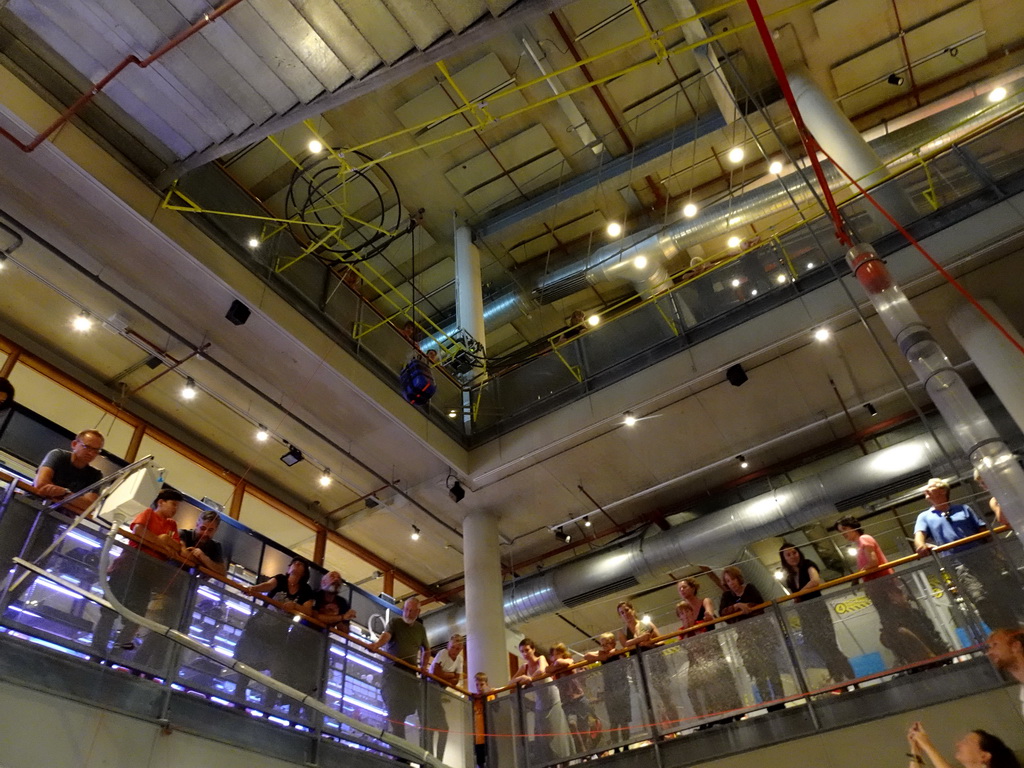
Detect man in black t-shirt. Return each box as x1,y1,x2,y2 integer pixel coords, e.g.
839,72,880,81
32,429,105,512
180,509,226,575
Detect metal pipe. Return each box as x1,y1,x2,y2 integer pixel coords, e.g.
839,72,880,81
846,243,1024,532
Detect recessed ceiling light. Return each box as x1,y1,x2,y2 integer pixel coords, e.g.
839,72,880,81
606,221,622,238
727,235,742,249
727,146,745,164
682,202,698,218
814,328,831,342
586,314,600,327
768,160,783,175
308,139,324,154
988,86,1008,103
71,312,93,332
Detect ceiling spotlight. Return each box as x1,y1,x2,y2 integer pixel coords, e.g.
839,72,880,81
776,273,788,284
737,455,749,469
308,139,324,154
247,237,260,249
181,377,198,400
806,262,815,269
554,526,571,543
447,409,458,419
71,312,93,332
774,569,785,581
633,255,648,270
623,412,637,427
583,517,592,528
887,73,905,87
768,160,784,176
682,202,698,218
730,278,741,288
750,289,758,297
727,146,745,164
586,314,600,327
0,253,7,269
255,426,269,442
988,86,1008,103
865,402,879,417
449,479,466,503
411,525,420,541
606,221,623,238
280,446,304,467
846,546,858,557
318,471,332,488
814,327,831,342
727,235,742,250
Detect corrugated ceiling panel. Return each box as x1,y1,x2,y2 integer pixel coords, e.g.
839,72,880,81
380,0,449,51
510,152,565,194
214,1,326,103
337,0,415,65
291,0,382,78
466,176,520,213
905,2,985,75
564,0,645,60
624,89,695,142
248,0,351,92
6,0,195,156
429,0,488,33
445,153,504,195
491,124,556,168
813,0,894,62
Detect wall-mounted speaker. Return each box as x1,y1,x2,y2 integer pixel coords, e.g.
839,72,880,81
226,299,251,326
726,363,748,387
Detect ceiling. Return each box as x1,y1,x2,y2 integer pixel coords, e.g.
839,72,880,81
1,0,1023,649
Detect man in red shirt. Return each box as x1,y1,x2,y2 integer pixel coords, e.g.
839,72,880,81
93,489,187,656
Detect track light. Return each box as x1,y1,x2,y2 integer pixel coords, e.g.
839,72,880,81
606,221,622,238
737,455,749,469
410,525,420,541
774,569,785,580
846,546,858,557
318,471,332,488
988,86,1007,103
255,426,269,442
682,202,698,218
247,237,260,249
554,527,571,543
181,377,197,400
308,139,323,154
623,412,637,427
281,446,303,467
71,312,93,332
0,252,7,269
449,479,465,503
887,73,905,87
865,403,879,417
814,327,831,342
583,517,592,528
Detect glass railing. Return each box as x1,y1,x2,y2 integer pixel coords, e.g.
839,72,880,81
1,485,1021,768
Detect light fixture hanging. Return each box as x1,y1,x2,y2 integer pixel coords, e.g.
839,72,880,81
281,445,304,467
606,221,622,238
181,377,198,400
682,202,698,218
865,403,879,417
727,145,745,164
554,527,571,543
583,516,592,528
768,160,783,175
308,139,324,154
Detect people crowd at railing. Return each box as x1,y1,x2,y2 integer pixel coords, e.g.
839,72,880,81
2,424,1023,767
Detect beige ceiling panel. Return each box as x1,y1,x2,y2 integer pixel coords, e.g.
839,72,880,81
430,0,487,32
813,0,895,62
445,153,505,195
510,231,559,263
466,176,520,213
553,210,606,242
912,36,986,87
380,0,448,50
323,540,380,583
605,57,677,110
246,0,351,92
337,0,415,64
565,0,647,59
492,124,557,168
238,493,315,550
624,90,691,142
291,0,381,77
510,152,566,193
832,39,904,99
451,53,528,120
484,0,519,15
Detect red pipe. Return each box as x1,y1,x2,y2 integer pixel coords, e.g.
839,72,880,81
744,0,852,247
0,0,249,153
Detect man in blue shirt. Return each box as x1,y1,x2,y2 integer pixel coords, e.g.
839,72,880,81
914,478,1018,631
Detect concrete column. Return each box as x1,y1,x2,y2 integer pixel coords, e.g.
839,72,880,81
789,69,918,225
463,509,508,688
948,299,1024,437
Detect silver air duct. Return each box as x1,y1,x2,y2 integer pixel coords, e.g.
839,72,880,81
424,430,947,644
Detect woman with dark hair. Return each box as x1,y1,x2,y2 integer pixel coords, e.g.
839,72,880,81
510,638,571,762
908,721,1020,768
676,578,742,722
778,542,855,685
718,566,785,711
234,557,315,707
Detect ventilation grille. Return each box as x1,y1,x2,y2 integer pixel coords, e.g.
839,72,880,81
834,469,931,511
562,575,639,608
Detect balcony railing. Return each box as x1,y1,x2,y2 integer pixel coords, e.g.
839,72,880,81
1,478,1022,768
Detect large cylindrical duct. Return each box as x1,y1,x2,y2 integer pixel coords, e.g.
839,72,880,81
847,244,1024,531
424,430,945,643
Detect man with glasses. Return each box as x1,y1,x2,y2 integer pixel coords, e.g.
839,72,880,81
32,429,105,512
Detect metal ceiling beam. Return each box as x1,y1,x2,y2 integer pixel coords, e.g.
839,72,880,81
473,111,725,238
156,0,581,187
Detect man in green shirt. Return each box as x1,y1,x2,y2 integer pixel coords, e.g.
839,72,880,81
369,597,431,741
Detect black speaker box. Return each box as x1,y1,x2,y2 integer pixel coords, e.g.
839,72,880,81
726,363,748,387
